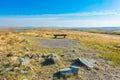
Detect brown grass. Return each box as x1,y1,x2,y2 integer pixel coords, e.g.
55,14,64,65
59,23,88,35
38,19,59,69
20,29,120,66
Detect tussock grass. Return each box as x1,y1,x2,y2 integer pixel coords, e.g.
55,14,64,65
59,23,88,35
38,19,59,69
0,32,26,51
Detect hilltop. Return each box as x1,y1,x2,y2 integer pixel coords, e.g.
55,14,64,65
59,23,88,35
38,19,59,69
0,29,120,80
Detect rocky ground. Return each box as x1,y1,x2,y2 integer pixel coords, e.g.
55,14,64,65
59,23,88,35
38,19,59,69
24,36,120,80
0,34,120,80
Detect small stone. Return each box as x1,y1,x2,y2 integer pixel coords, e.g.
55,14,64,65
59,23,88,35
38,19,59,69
107,46,113,49
23,78,28,80
115,75,120,78
116,44,120,48
61,54,65,57
103,72,107,75
21,70,28,74
29,66,34,71
5,68,11,72
31,54,40,59
71,50,76,53
50,54,58,63
25,66,33,71
19,58,24,64
14,67,20,70
3,78,7,80
6,53,13,57
32,74,36,78
24,54,31,58
19,58,30,65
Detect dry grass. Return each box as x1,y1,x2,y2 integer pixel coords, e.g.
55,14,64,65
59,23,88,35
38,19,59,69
20,29,120,66
0,32,26,51
0,29,120,80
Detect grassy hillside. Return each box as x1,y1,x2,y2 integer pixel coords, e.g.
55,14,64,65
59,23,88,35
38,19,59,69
81,30,120,35
0,29,120,80
21,29,120,66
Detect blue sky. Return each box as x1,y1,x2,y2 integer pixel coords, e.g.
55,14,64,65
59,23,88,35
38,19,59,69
0,0,120,27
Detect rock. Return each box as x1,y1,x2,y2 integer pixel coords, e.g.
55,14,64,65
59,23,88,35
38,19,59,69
31,54,40,59
50,54,58,63
3,63,10,68
19,58,30,65
60,66,79,76
4,68,12,72
77,58,97,69
23,79,28,80
71,50,76,53
61,54,65,57
19,58,24,64
103,72,107,75
21,70,28,74
24,54,31,58
107,46,113,49
29,66,34,71
6,52,13,57
115,75,120,78
26,66,34,71
3,78,7,80
116,44,120,48
42,53,47,58
2,68,14,73
14,67,20,70
32,74,36,78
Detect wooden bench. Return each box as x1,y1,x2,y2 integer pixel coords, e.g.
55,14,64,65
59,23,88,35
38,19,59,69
54,34,67,38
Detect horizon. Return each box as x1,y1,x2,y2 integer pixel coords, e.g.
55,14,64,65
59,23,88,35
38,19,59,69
0,0,120,27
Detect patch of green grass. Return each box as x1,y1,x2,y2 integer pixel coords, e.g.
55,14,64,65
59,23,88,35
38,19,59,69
79,38,120,66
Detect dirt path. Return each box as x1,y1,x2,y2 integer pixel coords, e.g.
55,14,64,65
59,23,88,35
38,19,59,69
36,38,80,48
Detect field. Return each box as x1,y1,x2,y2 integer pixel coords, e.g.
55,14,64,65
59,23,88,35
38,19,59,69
0,29,120,80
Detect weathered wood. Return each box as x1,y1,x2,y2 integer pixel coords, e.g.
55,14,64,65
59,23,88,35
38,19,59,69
54,34,67,38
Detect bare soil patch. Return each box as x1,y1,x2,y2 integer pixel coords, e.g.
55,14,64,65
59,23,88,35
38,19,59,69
37,38,80,48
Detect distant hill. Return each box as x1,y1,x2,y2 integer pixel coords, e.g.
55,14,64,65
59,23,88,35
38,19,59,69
69,27,120,32
0,26,120,33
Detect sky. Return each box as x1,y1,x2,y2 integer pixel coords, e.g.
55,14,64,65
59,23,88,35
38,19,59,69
0,0,120,27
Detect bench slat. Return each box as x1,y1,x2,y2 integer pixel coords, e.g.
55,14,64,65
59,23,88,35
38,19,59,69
54,34,67,38
54,34,67,36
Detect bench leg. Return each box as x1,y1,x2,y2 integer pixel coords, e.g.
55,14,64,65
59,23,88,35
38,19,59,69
54,36,57,38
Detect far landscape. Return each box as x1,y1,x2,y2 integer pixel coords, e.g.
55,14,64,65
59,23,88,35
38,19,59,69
0,27,120,80
0,0,120,80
